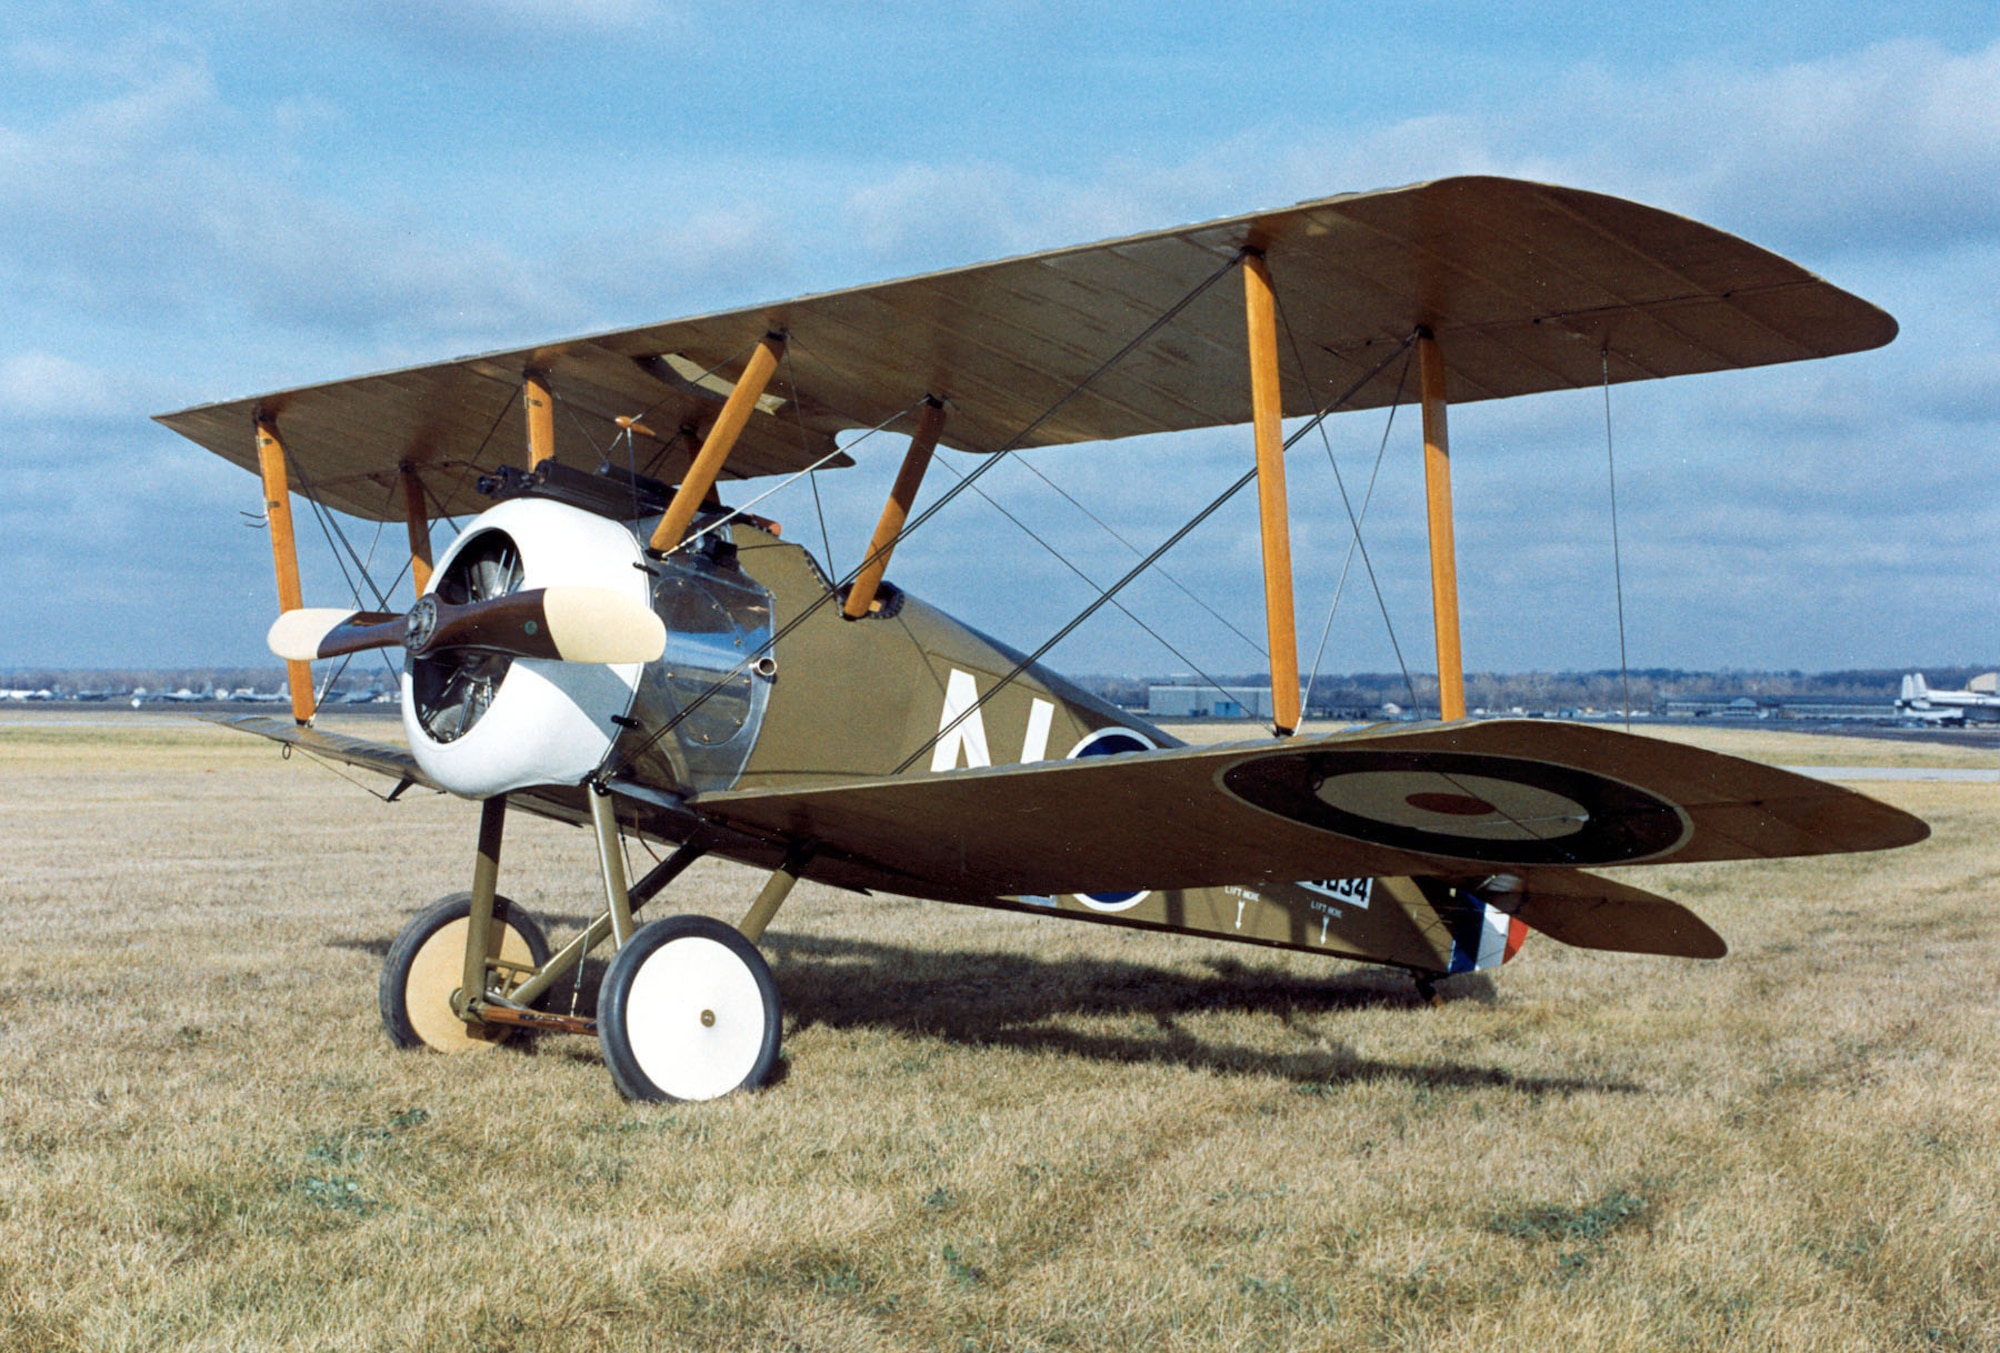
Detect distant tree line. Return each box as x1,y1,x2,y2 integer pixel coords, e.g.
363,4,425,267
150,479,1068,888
1069,666,1997,714
0,666,392,696
6,663,1992,711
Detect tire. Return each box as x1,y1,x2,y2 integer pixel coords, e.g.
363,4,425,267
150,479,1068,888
380,892,551,1053
597,915,782,1103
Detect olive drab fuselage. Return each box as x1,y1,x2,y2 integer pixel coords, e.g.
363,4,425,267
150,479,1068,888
621,522,1521,978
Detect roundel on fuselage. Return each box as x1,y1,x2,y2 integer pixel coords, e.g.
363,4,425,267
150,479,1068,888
1067,727,1157,911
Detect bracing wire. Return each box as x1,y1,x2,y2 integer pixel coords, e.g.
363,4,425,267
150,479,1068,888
895,335,1420,774
1005,452,1269,661
601,249,1247,782
1274,298,1421,714
927,450,1251,717
287,466,419,707
665,394,932,559
808,468,836,578
779,343,839,578
1304,365,1405,715
1603,350,1633,731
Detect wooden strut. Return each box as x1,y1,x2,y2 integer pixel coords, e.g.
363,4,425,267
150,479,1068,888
254,417,316,725
524,369,556,469
649,335,785,554
844,398,947,619
1242,253,1301,736
477,1005,595,1037
1417,330,1465,722
400,465,433,594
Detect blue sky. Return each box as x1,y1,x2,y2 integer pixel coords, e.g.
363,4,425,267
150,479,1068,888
4,2,1997,677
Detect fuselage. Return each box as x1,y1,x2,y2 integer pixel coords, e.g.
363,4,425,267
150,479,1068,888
400,495,1522,978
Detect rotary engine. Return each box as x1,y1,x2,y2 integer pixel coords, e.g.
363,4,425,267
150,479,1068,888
403,498,653,798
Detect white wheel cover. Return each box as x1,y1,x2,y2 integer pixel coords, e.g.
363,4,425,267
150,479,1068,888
624,936,768,1101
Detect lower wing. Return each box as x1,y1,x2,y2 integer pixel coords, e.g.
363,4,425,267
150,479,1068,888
694,719,1926,902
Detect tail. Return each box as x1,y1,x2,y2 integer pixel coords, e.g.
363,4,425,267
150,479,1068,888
1446,891,1530,973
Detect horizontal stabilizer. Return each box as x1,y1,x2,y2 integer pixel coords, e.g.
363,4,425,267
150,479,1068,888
1508,870,1727,959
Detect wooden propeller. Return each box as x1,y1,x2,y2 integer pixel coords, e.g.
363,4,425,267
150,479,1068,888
267,588,666,665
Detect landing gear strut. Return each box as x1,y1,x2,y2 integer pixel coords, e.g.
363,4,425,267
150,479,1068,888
1414,974,1445,1007
380,785,802,1103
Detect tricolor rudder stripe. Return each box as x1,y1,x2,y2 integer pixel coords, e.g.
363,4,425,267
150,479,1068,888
1447,894,1530,973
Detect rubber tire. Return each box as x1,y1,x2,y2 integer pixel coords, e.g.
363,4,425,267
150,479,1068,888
380,892,551,1053
597,915,782,1103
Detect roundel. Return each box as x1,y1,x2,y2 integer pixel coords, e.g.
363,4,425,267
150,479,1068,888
1068,727,1157,911
1221,749,1688,866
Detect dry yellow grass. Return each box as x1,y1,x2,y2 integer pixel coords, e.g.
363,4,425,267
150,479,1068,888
1,712,1996,1351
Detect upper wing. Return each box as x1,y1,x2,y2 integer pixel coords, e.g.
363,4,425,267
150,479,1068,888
691,719,1926,903
156,176,1893,521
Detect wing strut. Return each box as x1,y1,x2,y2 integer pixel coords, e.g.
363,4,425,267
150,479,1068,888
1244,252,1301,735
253,416,316,725
1417,330,1465,721
650,335,786,553
400,465,434,594
523,369,556,469
843,397,947,619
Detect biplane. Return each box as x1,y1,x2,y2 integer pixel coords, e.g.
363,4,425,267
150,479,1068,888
158,176,1926,1103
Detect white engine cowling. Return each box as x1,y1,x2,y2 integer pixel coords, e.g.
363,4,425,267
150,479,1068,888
401,498,647,798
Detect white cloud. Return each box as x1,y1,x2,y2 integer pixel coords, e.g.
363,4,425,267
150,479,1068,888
0,353,119,416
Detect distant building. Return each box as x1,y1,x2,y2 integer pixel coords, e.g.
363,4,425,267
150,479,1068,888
1146,685,1303,719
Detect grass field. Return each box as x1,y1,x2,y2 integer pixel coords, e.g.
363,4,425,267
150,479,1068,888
1,712,1996,1351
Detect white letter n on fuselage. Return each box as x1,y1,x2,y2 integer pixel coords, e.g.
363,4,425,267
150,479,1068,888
931,667,1055,771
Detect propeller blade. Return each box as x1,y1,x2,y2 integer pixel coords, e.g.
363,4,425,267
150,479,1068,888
538,585,668,663
408,587,666,664
267,609,404,662
268,589,664,665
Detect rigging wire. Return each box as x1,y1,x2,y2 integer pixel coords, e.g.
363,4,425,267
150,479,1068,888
779,343,838,578
601,249,1248,782
896,336,1420,774
926,451,1251,717
555,392,610,469
1005,452,1269,660
288,467,416,705
1303,375,1405,714
1603,349,1633,731
289,743,425,803
1274,298,1421,714
666,394,931,559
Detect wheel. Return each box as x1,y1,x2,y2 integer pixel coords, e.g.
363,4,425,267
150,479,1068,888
380,893,551,1053
597,915,782,1103
1414,974,1445,1007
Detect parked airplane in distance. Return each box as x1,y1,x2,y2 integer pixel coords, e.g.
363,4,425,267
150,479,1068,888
1897,672,2000,724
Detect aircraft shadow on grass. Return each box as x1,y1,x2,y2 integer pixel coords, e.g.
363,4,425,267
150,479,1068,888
331,922,1638,1097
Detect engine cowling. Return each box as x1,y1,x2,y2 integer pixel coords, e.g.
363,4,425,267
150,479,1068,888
402,498,648,798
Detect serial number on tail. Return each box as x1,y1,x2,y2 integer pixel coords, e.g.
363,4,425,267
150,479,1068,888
1299,877,1373,910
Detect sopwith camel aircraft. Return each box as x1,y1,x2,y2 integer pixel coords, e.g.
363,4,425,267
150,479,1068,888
159,176,1927,1103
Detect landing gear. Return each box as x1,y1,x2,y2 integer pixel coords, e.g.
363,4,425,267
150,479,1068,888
397,788,796,1099
380,892,551,1052
597,914,783,1102
1414,974,1446,1007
